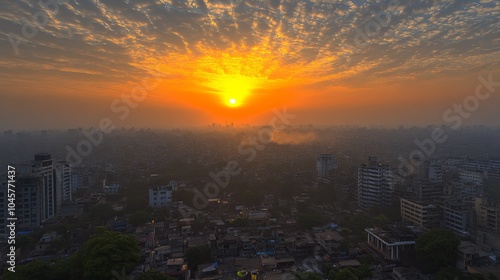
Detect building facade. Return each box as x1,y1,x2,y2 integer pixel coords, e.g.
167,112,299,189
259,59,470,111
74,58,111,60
357,157,395,210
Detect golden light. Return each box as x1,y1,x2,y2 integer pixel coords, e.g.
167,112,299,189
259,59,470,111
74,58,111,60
209,74,264,107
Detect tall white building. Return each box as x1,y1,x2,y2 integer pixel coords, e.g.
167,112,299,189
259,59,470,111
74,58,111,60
149,183,174,208
316,154,338,181
54,161,72,206
30,153,56,220
0,154,71,242
357,157,395,210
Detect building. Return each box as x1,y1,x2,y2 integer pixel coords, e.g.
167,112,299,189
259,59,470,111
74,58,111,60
0,175,44,241
414,182,443,202
316,154,338,181
400,198,440,229
149,185,173,208
418,160,443,183
459,170,486,186
441,198,471,237
30,153,57,220
54,161,72,204
314,230,344,255
489,158,500,180
0,153,72,242
365,226,417,261
103,182,120,194
475,196,500,233
357,157,395,210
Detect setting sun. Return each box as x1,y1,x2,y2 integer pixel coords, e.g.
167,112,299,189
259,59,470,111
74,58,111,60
228,98,237,106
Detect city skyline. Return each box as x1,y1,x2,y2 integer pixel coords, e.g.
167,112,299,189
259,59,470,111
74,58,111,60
1,0,499,130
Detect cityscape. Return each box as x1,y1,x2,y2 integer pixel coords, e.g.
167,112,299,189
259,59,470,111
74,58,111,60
1,0,500,280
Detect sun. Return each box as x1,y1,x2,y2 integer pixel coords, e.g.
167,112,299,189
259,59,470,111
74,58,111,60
207,74,265,108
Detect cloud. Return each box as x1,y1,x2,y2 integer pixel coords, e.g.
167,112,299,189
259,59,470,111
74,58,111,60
0,0,498,92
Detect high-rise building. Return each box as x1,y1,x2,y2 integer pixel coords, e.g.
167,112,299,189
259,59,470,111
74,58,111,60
0,173,43,241
357,157,395,210
31,153,56,220
0,153,71,242
149,183,174,208
54,161,72,205
316,154,338,181
441,202,471,237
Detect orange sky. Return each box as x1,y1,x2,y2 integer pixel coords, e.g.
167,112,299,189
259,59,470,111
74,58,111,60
0,0,499,129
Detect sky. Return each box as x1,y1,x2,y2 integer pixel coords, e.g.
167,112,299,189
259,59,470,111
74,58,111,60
0,0,499,130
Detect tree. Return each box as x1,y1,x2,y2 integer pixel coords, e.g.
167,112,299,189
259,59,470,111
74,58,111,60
137,269,176,280
415,228,460,273
295,272,322,280
129,210,151,227
71,228,142,280
186,246,211,270
89,203,115,223
3,261,53,280
328,267,359,280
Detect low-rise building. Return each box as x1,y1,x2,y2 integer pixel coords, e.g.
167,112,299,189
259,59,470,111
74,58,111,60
400,198,440,229
365,226,417,261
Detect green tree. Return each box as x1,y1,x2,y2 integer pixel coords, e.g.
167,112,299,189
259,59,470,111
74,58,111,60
296,272,322,280
416,228,460,273
137,269,176,280
186,246,211,270
72,228,141,280
328,267,359,280
89,203,115,223
3,261,53,280
129,210,151,227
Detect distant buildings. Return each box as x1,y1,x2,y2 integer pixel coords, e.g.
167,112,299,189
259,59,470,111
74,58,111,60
357,157,395,210
0,153,72,241
316,154,338,182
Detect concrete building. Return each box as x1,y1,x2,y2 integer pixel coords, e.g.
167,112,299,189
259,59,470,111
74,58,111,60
316,154,338,181
400,198,440,229
30,153,57,220
418,160,443,183
103,182,120,194
314,230,344,255
149,184,173,208
54,161,72,205
414,182,443,202
475,197,500,233
489,158,500,180
365,226,416,261
357,157,395,210
0,175,44,241
459,170,486,186
441,199,471,237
